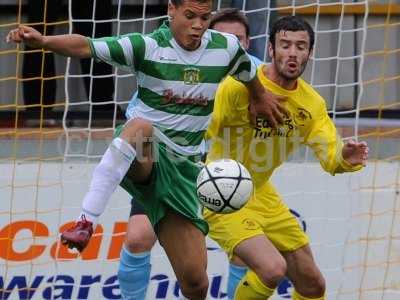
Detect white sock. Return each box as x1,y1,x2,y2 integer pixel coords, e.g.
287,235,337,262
79,137,136,225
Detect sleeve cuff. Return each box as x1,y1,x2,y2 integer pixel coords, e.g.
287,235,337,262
245,59,257,82
338,152,363,172
87,37,100,62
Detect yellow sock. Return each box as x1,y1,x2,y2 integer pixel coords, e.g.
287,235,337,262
234,270,275,300
292,289,326,300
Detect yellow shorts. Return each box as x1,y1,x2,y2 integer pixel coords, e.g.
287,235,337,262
203,181,309,259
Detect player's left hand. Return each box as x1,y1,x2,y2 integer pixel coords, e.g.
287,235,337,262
249,89,288,128
342,140,369,166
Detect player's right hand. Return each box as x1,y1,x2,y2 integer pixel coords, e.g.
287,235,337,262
6,25,44,48
342,140,369,167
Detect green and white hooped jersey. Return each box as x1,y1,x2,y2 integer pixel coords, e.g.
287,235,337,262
88,22,256,156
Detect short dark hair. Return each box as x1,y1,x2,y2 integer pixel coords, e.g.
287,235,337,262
170,0,212,7
269,16,314,50
210,8,250,37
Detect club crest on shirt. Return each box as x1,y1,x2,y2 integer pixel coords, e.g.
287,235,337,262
293,108,312,126
183,67,200,85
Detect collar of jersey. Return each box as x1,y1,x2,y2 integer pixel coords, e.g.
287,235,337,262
258,64,300,95
159,21,173,40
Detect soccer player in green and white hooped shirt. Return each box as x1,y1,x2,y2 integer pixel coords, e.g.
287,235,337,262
7,1,287,298
120,8,264,300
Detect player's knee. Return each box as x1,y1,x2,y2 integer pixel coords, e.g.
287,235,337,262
305,273,326,296
180,272,209,299
295,271,326,297
121,118,153,144
125,228,156,253
315,275,326,295
259,257,287,286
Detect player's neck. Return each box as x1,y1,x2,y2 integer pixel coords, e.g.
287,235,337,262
264,64,297,91
175,38,201,51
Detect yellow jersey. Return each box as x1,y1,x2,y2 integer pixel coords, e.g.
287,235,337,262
205,65,362,213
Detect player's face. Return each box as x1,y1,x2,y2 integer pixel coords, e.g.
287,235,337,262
269,30,312,80
168,0,212,51
212,21,249,50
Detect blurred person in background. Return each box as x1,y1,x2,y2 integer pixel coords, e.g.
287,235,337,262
22,0,61,116
22,0,117,121
231,0,273,61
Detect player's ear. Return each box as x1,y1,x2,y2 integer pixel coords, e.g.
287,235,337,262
168,2,176,20
268,42,274,58
244,37,250,50
308,47,314,59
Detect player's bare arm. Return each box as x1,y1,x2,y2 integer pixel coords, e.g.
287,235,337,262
245,76,288,128
6,25,91,58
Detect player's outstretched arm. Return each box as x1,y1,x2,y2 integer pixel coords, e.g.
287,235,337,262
306,110,368,174
245,76,288,128
342,140,369,167
6,25,91,59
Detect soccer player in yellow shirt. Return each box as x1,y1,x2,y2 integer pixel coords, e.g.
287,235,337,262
204,16,369,300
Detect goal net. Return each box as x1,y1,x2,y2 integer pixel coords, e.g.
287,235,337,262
0,0,399,299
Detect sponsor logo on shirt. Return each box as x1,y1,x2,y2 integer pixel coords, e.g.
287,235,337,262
163,89,209,106
159,56,178,62
253,116,296,138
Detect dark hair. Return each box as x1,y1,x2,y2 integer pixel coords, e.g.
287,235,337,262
210,8,250,37
269,16,314,50
170,0,212,7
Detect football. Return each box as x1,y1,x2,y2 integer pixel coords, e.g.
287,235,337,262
196,159,253,213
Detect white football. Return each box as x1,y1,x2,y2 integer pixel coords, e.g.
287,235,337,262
196,159,253,214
